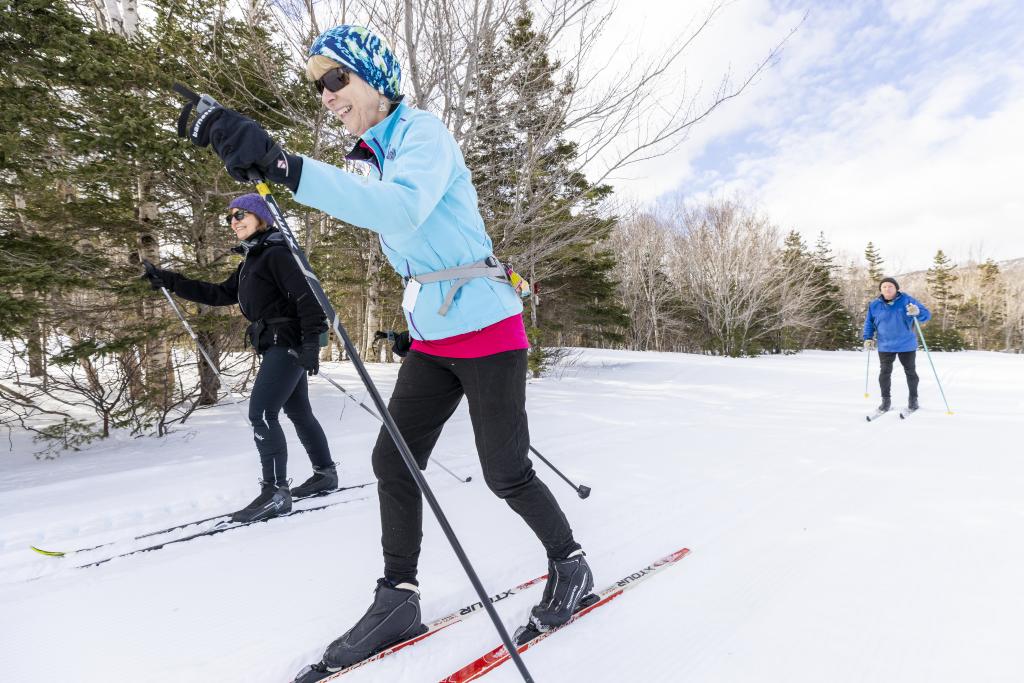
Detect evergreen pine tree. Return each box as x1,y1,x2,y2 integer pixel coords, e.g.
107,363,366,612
864,241,885,291
464,10,626,374
810,233,859,350
923,249,965,351
960,259,1005,350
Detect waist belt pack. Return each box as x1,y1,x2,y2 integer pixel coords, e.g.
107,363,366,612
247,317,329,349
405,256,531,316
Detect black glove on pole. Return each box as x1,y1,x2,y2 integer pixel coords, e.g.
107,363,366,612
141,259,177,291
173,84,303,192
174,79,534,683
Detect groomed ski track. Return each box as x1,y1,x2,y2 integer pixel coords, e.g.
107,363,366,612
2,349,1022,682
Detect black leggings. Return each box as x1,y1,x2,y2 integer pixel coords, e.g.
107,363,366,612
371,349,579,584
248,346,332,486
878,351,919,399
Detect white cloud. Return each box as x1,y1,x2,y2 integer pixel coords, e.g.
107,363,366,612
592,0,1024,270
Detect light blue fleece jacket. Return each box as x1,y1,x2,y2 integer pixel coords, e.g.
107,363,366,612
293,101,522,341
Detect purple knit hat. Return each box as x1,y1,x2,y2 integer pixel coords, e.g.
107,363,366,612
228,193,274,228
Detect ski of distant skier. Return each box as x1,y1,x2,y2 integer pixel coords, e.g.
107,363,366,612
439,546,692,683
866,408,920,422
290,574,549,683
30,482,374,562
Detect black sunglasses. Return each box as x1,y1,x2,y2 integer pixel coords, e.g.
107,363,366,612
224,209,249,225
315,67,351,95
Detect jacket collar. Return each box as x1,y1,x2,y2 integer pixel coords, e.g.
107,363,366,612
878,291,905,305
233,228,283,256
345,97,408,163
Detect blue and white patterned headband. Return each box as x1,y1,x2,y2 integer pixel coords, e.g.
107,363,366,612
309,25,402,100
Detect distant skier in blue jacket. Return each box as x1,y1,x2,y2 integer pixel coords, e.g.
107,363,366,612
178,25,592,678
862,277,931,413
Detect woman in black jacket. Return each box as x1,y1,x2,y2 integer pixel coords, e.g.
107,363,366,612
144,194,336,522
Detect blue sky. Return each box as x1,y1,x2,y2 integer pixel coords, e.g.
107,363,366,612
599,0,1024,271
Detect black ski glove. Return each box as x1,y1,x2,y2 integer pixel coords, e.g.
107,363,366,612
374,330,411,358
141,259,178,292
177,102,302,192
291,343,320,376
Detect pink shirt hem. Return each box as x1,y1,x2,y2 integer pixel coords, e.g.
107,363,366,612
410,315,529,359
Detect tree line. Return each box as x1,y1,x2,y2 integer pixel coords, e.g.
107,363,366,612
610,205,1024,356
7,1,1014,457
3,0,786,453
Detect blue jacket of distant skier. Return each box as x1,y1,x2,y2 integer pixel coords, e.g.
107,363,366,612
862,292,931,352
292,100,522,341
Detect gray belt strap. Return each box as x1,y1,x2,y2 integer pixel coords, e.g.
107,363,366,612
408,257,508,316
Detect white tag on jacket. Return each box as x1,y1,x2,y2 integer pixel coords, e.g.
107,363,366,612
402,279,422,312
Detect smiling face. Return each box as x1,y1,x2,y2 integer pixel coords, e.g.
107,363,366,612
321,72,388,136
226,209,263,241
880,282,898,300
309,58,389,136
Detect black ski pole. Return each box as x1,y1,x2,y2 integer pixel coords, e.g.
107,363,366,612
147,262,469,485
529,445,590,498
171,83,532,683
315,370,471,483
144,262,248,412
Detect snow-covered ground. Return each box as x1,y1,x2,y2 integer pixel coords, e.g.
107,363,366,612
2,349,1023,683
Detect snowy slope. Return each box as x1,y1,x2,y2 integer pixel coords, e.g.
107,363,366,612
2,349,1023,683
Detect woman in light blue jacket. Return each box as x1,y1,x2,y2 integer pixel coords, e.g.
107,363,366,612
184,25,591,676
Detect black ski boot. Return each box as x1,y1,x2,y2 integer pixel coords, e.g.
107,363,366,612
877,397,892,413
320,579,427,671
230,480,291,523
908,395,919,411
290,464,339,499
517,550,594,643
292,661,336,683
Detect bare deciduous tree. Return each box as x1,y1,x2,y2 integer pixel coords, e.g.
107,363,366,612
662,199,827,356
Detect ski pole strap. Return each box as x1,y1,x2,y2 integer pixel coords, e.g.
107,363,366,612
405,256,510,316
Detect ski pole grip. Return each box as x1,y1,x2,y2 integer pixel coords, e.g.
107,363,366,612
172,83,200,104
247,169,265,184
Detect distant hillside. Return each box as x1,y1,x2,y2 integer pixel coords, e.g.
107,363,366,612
898,256,1024,284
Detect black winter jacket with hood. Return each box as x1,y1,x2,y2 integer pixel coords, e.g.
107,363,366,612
163,229,326,352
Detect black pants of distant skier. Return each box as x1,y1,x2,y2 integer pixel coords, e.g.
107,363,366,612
878,350,918,399
248,346,333,487
371,349,580,585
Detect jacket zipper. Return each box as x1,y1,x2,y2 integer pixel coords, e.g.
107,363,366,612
368,137,386,178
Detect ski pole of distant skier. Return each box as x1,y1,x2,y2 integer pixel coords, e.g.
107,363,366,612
913,317,954,415
175,81,530,681
864,344,872,398
316,371,472,483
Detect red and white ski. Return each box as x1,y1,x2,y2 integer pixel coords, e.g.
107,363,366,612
292,573,548,682
439,547,692,683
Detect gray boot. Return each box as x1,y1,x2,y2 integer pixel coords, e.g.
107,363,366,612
290,465,339,499
321,580,427,670
230,480,292,523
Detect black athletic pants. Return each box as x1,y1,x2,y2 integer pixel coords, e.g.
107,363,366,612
878,350,919,399
372,349,579,584
248,346,333,487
